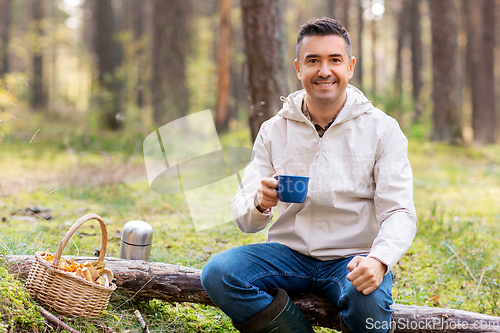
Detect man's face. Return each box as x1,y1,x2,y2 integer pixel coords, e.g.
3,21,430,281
294,35,355,109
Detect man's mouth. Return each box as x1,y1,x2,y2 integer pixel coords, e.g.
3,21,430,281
314,82,336,86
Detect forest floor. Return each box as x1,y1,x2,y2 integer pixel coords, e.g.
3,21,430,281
1,121,500,332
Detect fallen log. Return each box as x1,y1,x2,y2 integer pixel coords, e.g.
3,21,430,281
6,255,500,332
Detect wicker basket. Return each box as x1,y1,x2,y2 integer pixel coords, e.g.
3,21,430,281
25,213,117,318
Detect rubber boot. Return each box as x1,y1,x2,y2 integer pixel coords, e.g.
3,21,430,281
340,318,395,333
232,288,315,333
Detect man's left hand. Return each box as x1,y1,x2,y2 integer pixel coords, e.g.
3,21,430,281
346,256,386,295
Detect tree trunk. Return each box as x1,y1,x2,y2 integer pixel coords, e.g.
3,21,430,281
294,2,307,91
476,0,496,144
151,0,190,125
48,1,59,112
371,16,377,95
340,0,350,31
463,0,482,143
429,0,462,143
356,0,363,89
215,0,232,131
133,0,145,109
496,0,500,142
0,0,12,77
395,0,408,118
31,0,46,111
7,255,500,332
327,0,336,18
241,0,288,143
94,0,122,130
230,4,247,120
410,0,423,122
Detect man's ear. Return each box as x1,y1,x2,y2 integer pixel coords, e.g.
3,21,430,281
294,59,302,80
348,56,356,80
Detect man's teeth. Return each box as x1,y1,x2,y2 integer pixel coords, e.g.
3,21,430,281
317,82,334,85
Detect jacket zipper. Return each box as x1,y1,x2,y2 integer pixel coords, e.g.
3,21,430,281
315,137,322,159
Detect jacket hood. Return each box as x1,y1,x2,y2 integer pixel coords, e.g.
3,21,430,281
278,84,374,125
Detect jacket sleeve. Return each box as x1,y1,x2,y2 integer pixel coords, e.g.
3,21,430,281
368,119,418,272
232,123,275,233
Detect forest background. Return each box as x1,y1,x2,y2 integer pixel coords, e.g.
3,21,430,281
0,0,500,332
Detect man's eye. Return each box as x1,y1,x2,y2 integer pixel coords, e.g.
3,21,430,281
308,59,318,63
332,58,341,63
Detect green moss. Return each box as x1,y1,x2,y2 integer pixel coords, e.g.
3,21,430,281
0,266,44,332
142,300,238,332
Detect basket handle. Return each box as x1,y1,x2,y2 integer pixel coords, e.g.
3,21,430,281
52,213,108,269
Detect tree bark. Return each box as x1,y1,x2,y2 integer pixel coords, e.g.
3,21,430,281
294,2,306,91
327,0,336,18
0,0,12,76
31,0,46,111
241,0,288,143
476,0,496,144
133,0,145,109
7,255,500,332
340,0,350,31
93,0,123,130
463,0,482,143
356,0,363,89
48,1,58,112
410,0,422,122
230,3,247,120
151,0,190,125
215,0,232,131
496,0,500,142
395,0,408,118
371,16,377,95
429,0,462,143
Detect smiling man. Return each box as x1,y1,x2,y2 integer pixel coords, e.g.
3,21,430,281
201,17,417,333
294,33,354,127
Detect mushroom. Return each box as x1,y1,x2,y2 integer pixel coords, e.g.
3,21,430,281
83,262,99,281
99,269,114,288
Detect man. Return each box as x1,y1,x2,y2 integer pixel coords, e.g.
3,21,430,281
201,17,417,333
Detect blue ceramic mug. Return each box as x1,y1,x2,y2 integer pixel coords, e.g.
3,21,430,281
274,175,309,203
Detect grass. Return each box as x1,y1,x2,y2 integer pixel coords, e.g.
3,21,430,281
1,114,500,332
392,140,500,314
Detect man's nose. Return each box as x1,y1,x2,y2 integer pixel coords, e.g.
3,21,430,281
318,61,331,77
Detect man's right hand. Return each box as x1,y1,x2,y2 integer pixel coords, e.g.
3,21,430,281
254,175,280,212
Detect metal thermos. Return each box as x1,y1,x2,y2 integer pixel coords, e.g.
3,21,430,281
119,221,153,261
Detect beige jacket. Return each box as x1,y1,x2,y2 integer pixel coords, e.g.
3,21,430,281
232,85,417,271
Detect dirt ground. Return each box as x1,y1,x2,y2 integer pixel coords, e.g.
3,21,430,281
0,159,147,196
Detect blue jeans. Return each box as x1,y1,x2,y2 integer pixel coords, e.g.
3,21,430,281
201,242,394,333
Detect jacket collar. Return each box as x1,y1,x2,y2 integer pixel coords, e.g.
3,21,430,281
278,84,374,126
